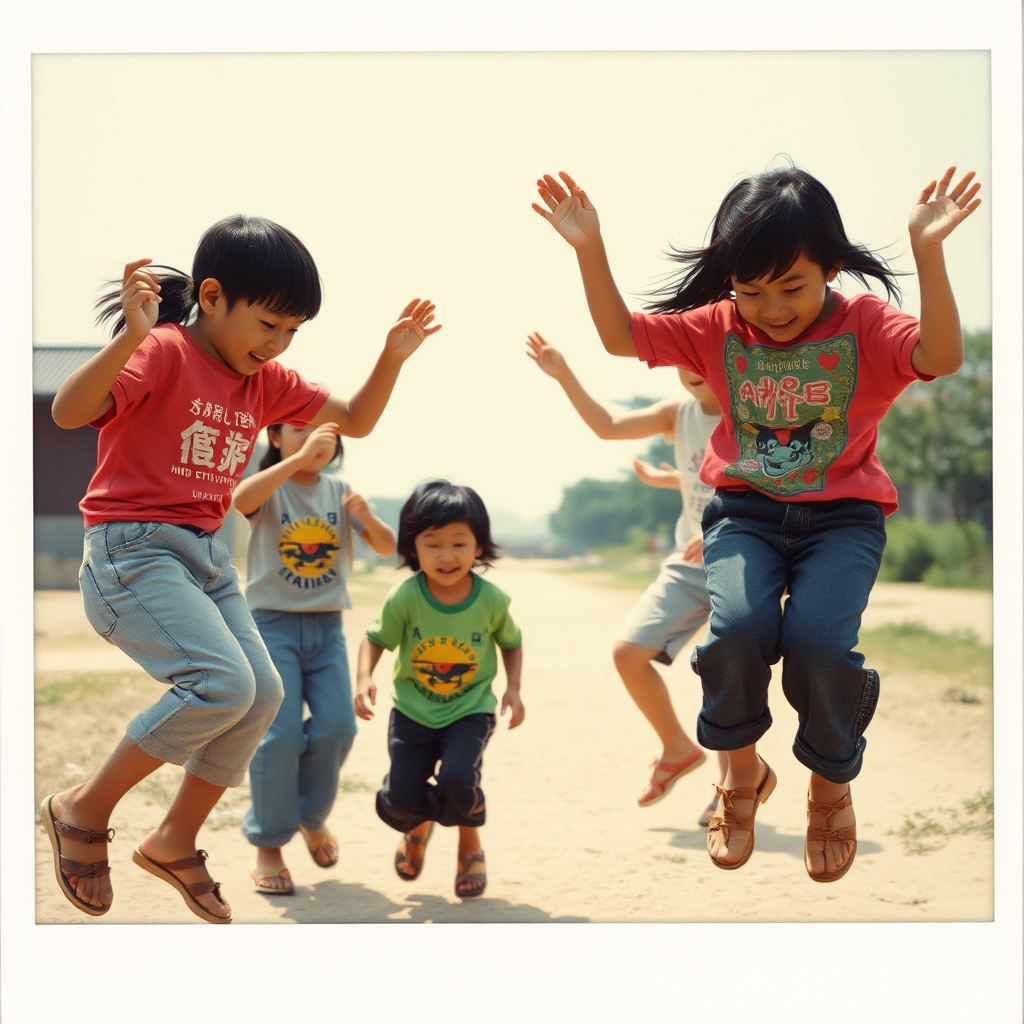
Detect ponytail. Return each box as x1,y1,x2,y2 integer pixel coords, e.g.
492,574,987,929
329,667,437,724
94,265,196,337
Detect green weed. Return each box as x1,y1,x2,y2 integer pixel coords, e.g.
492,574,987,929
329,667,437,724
889,789,993,854
856,621,991,687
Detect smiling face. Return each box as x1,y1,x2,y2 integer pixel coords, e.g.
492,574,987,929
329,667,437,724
731,253,837,344
414,521,482,596
190,279,304,375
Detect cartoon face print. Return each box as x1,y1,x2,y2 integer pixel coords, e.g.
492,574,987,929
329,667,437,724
747,419,822,478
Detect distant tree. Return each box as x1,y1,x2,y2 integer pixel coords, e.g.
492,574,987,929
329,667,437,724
876,330,992,525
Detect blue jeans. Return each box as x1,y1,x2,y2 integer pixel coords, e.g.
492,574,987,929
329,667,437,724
79,522,284,788
693,490,886,784
241,610,357,847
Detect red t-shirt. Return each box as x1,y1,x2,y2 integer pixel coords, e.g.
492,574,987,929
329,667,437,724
80,324,329,531
632,292,932,515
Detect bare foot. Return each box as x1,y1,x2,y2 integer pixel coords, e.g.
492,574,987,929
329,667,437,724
299,824,338,867
805,787,856,879
253,846,293,892
136,830,231,920
395,820,433,880
47,786,114,911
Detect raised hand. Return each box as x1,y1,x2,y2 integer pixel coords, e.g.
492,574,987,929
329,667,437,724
385,299,442,361
120,259,162,339
525,331,568,378
532,172,601,249
909,167,982,249
341,490,372,522
297,422,342,467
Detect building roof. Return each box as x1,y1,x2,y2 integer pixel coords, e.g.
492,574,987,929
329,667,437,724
33,346,102,396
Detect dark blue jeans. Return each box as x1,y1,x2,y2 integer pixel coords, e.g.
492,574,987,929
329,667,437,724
693,489,886,785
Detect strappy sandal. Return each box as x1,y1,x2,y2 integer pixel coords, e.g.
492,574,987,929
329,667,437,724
805,788,857,883
39,795,115,917
300,825,339,868
637,748,707,808
252,866,295,895
394,822,435,881
454,850,487,899
132,847,232,924
697,795,720,828
706,756,777,871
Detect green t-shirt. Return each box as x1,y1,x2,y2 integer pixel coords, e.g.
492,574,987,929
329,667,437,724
366,572,522,729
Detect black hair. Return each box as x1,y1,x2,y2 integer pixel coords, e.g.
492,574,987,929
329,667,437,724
95,215,323,336
257,424,343,471
646,162,903,314
397,480,500,573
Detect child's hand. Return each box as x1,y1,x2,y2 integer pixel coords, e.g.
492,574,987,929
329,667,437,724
908,167,982,250
525,332,568,378
354,679,376,721
297,422,342,467
341,490,373,523
385,299,442,361
500,689,525,729
532,172,601,249
681,533,703,565
632,457,680,489
120,259,162,339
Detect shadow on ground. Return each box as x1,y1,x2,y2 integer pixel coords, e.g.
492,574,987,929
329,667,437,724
650,824,883,859
256,880,590,923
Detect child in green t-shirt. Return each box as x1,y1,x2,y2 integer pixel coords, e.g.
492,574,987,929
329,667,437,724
355,480,525,899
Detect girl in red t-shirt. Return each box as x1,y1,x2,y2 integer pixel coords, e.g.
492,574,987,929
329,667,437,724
41,215,440,922
532,164,980,882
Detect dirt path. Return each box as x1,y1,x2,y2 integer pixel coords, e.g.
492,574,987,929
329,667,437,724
34,566,992,924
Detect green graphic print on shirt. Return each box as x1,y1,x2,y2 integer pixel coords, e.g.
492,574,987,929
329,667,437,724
722,332,857,496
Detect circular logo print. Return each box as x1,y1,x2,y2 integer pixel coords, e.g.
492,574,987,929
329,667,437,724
410,637,479,697
810,422,833,442
278,517,340,577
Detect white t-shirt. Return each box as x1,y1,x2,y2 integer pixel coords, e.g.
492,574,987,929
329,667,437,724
672,396,719,550
243,474,365,612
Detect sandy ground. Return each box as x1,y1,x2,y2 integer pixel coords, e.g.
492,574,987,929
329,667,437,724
34,564,993,925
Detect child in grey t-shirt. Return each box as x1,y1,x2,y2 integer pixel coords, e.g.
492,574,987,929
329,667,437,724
235,421,396,893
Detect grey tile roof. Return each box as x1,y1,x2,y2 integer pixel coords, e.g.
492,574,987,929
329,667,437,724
33,346,102,395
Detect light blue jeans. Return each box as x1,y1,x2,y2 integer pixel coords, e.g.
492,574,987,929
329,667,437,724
241,610,357,848
79,521,285,788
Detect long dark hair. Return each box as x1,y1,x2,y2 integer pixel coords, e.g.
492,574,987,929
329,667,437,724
646,163,903,314
397,480,500,573
95,215,323,336
257,425,343,471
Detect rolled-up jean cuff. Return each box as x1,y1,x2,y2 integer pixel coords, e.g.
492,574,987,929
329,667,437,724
791,735,866,785
125,720,246,788
696,709,773,751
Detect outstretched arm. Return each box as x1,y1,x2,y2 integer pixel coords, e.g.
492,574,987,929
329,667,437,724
526,333,677,440
632,457,681,490
532,173,636,357
52,259,159,428
908,167,982,378
310,299,441,437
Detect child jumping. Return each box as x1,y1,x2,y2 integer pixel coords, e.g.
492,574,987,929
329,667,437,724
235,423,397,894
533,164,979,881
526,331,727,824
42,215,440,922
355,480,524,899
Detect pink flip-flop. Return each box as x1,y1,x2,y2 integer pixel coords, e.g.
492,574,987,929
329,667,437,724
637,749,707,808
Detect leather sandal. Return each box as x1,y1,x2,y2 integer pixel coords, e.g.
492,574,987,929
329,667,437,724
638,748,707,808
394,822,435,881
706,756,777,871
455,850,487,899
805,788,857,883
132,847,231,924
39,795,115,917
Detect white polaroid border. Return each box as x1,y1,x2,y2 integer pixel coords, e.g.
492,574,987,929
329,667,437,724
2,3,1020,1022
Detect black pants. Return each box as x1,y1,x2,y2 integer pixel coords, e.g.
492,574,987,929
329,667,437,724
376,709,495,832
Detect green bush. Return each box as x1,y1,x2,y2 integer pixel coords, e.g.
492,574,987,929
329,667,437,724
879,515,991,588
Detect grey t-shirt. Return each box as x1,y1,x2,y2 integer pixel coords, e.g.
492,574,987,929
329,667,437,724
673,396,719,551
244,475,365,612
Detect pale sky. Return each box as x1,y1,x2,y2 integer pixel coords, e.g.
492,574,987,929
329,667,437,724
33,49,992,521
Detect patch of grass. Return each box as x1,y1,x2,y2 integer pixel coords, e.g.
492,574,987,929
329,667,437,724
889,790,993,854
338,775,374,794
856,621,991,687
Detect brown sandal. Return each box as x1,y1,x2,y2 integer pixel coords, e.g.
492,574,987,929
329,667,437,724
706,757,777,871
455,851,487,899
805,789,857,883
39,795,115,917
394,822,435,881
132,847,231,924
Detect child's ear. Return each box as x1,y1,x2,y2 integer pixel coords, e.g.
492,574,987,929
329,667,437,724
196,278,225,315
268,428,282,450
